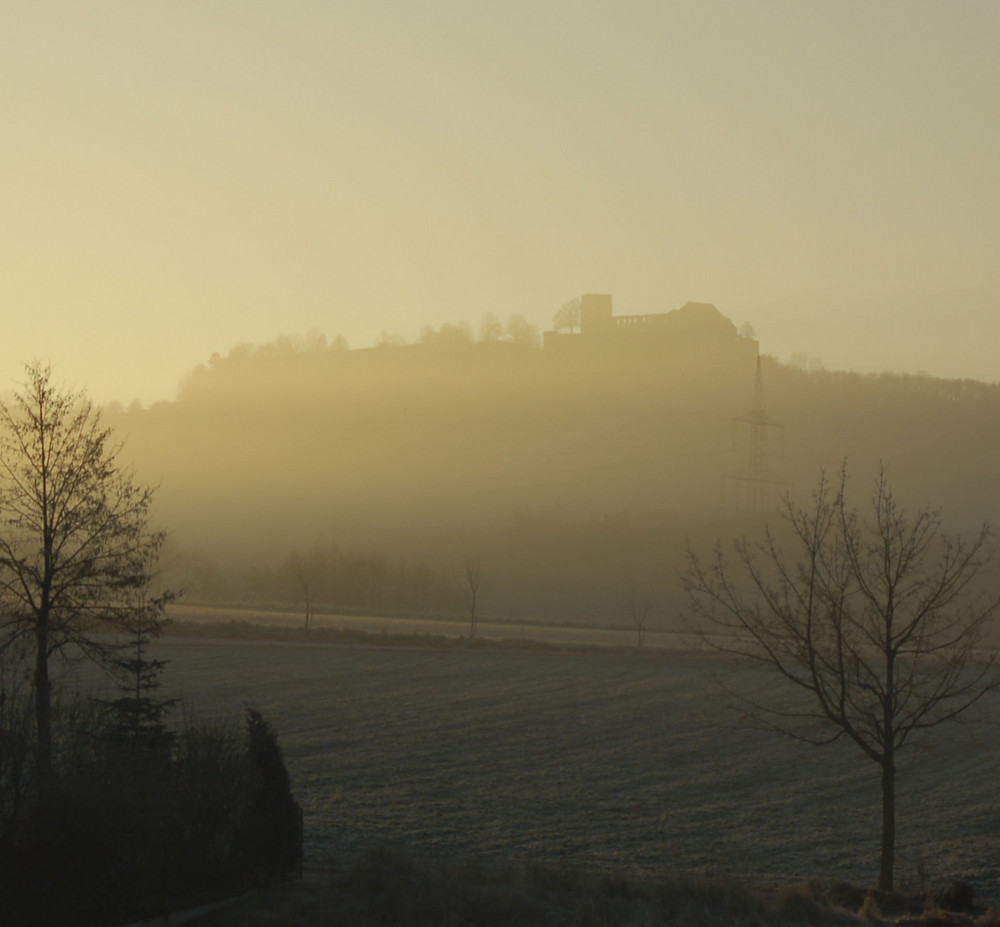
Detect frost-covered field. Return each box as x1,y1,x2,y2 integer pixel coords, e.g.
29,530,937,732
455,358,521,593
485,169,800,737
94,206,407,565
108,630,1000,898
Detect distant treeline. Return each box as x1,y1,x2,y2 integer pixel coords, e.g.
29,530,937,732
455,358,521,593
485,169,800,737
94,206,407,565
166,316,542,407
176,539,460,618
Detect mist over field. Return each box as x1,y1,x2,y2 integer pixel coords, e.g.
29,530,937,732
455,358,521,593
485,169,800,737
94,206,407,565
106,299,1000,628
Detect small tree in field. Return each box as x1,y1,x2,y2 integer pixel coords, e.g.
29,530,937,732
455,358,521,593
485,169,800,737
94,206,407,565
684,464,999,891
0,363,166,789
464,562,482,639
625,583,654,647
288,551,316,631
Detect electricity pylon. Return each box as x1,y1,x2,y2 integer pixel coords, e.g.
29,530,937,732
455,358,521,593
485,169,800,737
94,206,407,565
724,355,785,512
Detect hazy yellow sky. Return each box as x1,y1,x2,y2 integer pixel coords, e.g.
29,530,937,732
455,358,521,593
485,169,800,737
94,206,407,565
4,2,998,404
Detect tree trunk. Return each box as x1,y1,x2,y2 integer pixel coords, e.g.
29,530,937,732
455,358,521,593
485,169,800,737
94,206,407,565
34,618,52,794
879,756,895,891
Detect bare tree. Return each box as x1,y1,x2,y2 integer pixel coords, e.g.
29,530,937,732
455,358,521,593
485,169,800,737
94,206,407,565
625,582,654,647
478,312,505,344
288,552,315,631
303,328,328,352
0,363,167,789
552,298,582,334
464,563,483,639
505,314,540,348
374,331,406,349
684,464,999,891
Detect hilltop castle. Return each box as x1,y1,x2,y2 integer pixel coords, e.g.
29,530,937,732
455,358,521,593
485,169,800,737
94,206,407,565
543,294,758,364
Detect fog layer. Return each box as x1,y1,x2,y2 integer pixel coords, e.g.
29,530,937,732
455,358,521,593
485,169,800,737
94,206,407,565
109,298,1000,626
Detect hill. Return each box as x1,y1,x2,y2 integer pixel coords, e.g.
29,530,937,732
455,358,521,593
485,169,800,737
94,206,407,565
108,304,1000,624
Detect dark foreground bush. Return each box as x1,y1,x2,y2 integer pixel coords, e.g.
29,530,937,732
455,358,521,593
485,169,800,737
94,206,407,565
0,702,301,926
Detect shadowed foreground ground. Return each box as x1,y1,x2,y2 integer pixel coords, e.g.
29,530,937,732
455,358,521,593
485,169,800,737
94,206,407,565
190,847,999,927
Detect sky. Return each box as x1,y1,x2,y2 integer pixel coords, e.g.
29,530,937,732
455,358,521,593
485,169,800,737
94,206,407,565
3,2,999,405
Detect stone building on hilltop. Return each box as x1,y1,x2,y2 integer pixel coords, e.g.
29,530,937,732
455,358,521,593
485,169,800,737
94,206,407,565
544,293,758,365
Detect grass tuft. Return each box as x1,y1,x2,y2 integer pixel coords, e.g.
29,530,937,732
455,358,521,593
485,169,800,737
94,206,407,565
859,892,883,922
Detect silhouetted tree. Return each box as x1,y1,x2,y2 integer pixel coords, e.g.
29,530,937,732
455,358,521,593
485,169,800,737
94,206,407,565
478,312,505,343
625,582,654,646
288,551,316,630
464,563,483,639
0,363,166,790
375,331,406,349
419,322,473,348
239,708,302,878
553,298,582,334
789,351,824,372
684,464,999,891
303,328,328,352
100,575,176,749
505,314,540,347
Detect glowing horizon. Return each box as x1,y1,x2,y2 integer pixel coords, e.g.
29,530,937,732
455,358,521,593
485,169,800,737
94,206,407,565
4,2,998,404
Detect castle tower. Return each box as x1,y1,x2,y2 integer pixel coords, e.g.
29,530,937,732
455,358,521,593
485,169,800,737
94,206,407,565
579,293,613,337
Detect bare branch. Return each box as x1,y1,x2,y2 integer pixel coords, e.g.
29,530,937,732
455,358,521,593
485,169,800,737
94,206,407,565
683,461,1000,890
0,362,170,788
